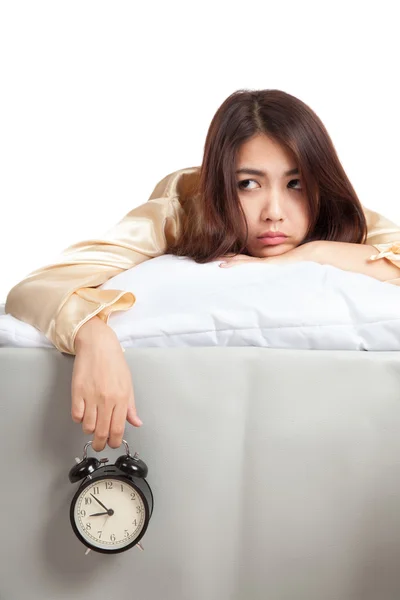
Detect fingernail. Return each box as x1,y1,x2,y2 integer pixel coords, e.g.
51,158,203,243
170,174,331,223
137,418,143,426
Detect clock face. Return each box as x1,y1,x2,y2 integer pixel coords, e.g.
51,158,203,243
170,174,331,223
71,476,147,552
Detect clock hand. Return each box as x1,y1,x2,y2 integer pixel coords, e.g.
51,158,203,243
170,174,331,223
90,493,110,512
101,514,110,532
89,509,114,517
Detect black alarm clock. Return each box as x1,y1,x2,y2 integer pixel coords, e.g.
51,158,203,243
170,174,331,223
69,440,154,554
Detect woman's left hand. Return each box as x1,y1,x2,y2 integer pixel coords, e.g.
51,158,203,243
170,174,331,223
215,242,320,268
217,254,265,267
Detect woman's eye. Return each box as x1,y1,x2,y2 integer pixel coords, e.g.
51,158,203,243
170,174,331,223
288,178,302,190
238,178,302,191
237,179,258,190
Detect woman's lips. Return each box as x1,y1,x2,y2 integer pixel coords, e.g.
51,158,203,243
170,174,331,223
258,236,288,246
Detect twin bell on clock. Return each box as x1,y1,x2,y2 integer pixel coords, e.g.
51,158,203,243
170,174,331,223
68,439,154,554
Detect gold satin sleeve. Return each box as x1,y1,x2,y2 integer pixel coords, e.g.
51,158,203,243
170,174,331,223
5,171,186,355
363,204,400,286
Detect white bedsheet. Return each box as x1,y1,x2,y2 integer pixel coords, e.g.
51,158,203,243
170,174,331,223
2,256,400,351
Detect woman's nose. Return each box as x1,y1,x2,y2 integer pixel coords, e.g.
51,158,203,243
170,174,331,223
261,193,284,221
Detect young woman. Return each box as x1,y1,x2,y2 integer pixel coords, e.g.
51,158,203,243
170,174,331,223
6,88,400,451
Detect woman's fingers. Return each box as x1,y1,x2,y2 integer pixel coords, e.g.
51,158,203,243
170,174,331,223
71,395,85,423
92,403,112,452
82,404,97,436
108,402,128,449
126,387,143,427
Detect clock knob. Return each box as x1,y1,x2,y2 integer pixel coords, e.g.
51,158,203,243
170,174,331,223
69,456,101,483
115,454,148,479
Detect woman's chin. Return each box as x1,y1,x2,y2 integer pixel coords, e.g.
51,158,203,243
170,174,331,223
251,243,292,257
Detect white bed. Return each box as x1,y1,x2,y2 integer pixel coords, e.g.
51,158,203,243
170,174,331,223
2,258,400,599
2,345,400,600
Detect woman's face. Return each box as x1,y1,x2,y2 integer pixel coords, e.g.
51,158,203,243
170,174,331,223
236,133,310,257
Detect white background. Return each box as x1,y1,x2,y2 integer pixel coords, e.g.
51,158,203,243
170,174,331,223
1,0,399,303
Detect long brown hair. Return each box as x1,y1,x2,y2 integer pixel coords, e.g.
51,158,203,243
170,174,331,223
168,89,367,263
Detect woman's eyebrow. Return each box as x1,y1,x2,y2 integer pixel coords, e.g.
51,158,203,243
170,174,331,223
236,167,299,177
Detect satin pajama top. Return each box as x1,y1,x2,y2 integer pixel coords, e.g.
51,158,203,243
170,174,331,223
5,166,400,355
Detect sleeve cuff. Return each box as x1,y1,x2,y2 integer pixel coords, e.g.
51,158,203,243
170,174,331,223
53,288,135,355
369,242,400,264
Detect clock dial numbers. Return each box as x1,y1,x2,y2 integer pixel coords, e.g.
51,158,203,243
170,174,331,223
73,478,146,550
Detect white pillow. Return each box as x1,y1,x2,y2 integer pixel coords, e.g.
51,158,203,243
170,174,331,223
2,254,400,351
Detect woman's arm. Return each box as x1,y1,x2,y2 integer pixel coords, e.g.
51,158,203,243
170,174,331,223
294,205,400,283
219,240,400,284
308,240,400,282
5,169,190,354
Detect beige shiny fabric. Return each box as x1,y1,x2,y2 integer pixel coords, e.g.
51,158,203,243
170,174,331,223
5,166,400,355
